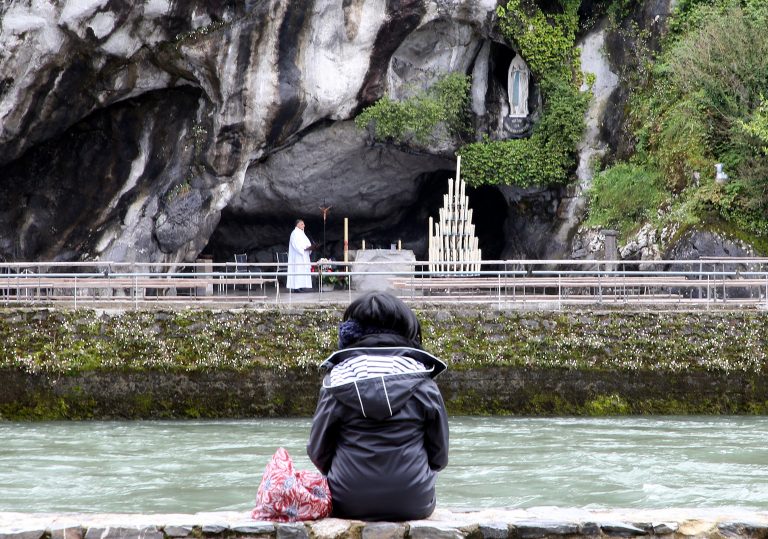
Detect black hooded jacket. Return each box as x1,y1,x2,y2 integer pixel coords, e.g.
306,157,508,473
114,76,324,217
306,333,449,521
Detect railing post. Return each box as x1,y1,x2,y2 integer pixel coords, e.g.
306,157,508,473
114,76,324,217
497,272,501,309
763,271,768,309
410,265,414,301
722,262,727,304
699,261,703,300
598,262,603,305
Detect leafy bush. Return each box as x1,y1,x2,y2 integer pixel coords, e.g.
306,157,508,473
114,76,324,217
653,97,709,191
585,163,668,236
354,73,471,145
708,181,768,238
638,2,768,189
738,95,768,155
668,5,768,131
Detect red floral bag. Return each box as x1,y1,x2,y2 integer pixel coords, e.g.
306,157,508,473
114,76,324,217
251,447,332,522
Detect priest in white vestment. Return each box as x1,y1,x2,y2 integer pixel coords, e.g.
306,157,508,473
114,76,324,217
287,219,313,291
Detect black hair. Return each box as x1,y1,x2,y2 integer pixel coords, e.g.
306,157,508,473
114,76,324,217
342,291,422,345
295,219,304,226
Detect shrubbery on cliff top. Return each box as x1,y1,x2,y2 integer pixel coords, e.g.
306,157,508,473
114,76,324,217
589,0,768,244
585,164,667,236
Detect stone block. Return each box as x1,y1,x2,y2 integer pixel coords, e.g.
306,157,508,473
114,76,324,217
308,519,357,539
629,522,654,534
478,521,509,538
350,249,415,292
408,522,464,539
596,521,647,536
718,521,768,538
50,527,84,539
230,521,275,535
275,523,309,539
200,524,228,535
512,520,579,538
162,525,195,538
84,527,163,539
0,530,46,539
578,522,600,537
651,522,678,535
362,522,407,539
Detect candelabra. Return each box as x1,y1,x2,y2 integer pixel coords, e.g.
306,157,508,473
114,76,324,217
428,156,482,274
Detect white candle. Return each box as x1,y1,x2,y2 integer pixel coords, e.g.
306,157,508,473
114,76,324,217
429,217,433,243
344,217,349,263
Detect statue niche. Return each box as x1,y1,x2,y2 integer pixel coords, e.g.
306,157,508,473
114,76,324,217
507,54,529,117
503,54,531,137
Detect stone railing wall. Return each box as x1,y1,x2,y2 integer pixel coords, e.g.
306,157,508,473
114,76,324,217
3,364,768,419
2,308,768,419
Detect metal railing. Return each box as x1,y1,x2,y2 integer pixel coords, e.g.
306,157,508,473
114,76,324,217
1,258,767,309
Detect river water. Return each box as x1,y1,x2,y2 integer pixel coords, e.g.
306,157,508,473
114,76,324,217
2,416,767,513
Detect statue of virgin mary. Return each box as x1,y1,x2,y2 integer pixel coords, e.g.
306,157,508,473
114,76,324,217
507,55,530,118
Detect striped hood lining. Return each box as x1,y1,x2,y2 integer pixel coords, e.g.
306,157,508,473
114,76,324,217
325,354,431,388
320,346,447,379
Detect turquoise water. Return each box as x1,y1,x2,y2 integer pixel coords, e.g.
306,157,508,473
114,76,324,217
1,416,767,513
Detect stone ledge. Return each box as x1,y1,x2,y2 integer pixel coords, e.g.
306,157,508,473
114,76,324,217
2,508,768,539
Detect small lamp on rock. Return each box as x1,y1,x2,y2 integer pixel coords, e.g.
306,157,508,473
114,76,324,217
715,163,729,184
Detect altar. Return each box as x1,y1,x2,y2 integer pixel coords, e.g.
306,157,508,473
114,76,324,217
350,249,416,291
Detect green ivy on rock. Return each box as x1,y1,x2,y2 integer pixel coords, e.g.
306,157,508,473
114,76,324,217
458,0,589,188
354,73,471,145
459,77,590,187
496,0,582,82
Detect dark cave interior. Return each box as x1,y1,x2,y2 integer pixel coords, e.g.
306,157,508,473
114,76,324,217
202,169,509,266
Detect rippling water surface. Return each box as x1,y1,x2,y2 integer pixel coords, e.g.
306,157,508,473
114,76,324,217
2,416,767,513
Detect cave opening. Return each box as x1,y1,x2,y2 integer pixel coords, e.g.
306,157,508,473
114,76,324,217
202,169,509,268
491,42,517,92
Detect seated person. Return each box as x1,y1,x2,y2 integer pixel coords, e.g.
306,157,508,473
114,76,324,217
307,292,449,521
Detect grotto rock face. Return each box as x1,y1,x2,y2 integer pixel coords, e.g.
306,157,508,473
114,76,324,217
0,0,685,266
665,229,758,261
600,0,677,162
0,87,209,262
0,0,502,264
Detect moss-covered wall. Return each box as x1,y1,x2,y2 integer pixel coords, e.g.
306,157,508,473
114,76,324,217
1,307,766,419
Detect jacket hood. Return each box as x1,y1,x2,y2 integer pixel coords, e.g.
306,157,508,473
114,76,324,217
319,343,447,421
